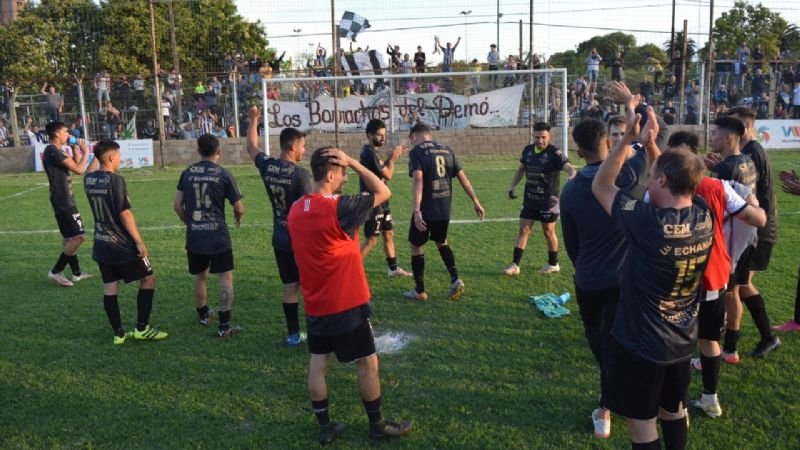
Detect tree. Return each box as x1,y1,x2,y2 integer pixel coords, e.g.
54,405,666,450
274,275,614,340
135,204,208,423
712,1,786,59
547,50,584,76
779,23,800,54
576,32,637,62
663,31,696,61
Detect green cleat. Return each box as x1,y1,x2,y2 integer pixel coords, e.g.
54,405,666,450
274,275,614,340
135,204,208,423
132,325,168,341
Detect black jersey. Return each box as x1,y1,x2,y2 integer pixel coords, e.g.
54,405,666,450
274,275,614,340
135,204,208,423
84,171,139,264
255,153,312,251
177,160,243,255
710,153,757,191
741,140,778,243
43,145,77,214
408,141,462,221
617,143,649,200
611,190,714,365
519,144,568,208
359,144,390,211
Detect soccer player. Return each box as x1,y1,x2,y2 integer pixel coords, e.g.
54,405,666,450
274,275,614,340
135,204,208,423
288,147,413,445
505,122,576,276
246,106,311,346
358,119,412,277
42,121,94,287
592,109,713,450
84,139,167,345
174,134,245,338
404,123,485,301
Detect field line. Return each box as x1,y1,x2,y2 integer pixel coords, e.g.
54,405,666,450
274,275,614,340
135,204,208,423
0,183,48,201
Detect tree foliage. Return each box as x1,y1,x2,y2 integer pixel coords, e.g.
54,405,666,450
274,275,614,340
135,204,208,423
663,31,696,61
712,1,786,59
576,32,637,61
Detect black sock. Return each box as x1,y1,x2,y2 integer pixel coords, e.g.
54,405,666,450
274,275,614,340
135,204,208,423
661,416,688,450
412,254,425,293
283,303,300,335
67,254,81,276
362,397,383,424
219,309,231,328
632,440,660,450
743,294,774,340
437,245,458,283
512,247,524,265
136,288,154,331
548,251,559,266
794,267,800,323
312,399,330,426
52,253,69,274
387,257,398,271
723,328,740,353
197,305,209,319
700,354,721,395
103,295,123,336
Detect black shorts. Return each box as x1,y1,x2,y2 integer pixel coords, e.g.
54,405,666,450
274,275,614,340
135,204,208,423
98,256,154,284
520,204,558,223
730,245,755,286
364,209,394,238
55,208,85,238
308,319,376,363
273,248,300,285
749,241,773,272
698,296,725,341
408,217,449,246
606,338,691,420
187,249,234,275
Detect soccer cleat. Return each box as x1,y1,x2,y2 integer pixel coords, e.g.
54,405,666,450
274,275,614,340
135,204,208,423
689,393,722,418
690,357,702,371
319,422,346,445
286,332,306,346
368,419,413,440
538,263,560,274
217,325,242,338
387,267,412,277
113,332,128,345
132,325,169,341
747,336,781,358
199,309,216,326
772,320,800,332
448,279,465,301
71,272,93,283
591,408,611,438
402,289,428,301
48,270,74,287
503,263,521,276
721,351,740,365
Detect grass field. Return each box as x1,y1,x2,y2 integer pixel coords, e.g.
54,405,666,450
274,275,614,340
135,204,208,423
1,151,800,449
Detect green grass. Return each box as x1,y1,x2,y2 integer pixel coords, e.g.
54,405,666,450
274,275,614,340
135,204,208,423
1,152,800,449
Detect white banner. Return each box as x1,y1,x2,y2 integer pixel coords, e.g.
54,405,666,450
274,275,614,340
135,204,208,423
753,120,800,150
34,140,154,172
266,84,525,135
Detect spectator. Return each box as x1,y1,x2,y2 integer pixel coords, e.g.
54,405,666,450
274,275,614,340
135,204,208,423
248,53,262,84
793,82,800,118
0,119,10,147
267,85,281,101
662,74,677,103
387,44,401,70
116,75,130,109
715,52,732,89
133,74,146,107
728,85,741,107
41,83,64,123
487,44,500,88
94,69,111,110
161,95,172,125
503,55,517,87
400,54,413,76
661,100,677,125
469,59,481,95
435,37,460,72
774,102,787,119
205,82,218,113
586,48,602,94
715,84,729,115
314,44,328,76
670,50,683,89
752,43,764,71
735,42,750,90
179,121,198,140
269,51,286,76
405,77,421,94
141,120,158,140
610,51,624,82
781,65,795,92
414,45,426,73
646,55,664,90
25,118,48,144
0,80,12,116
750,68,766,105
193,80,206,102
105,102,122,138
639,78,654,105
198,109,217,135
212,122,228,138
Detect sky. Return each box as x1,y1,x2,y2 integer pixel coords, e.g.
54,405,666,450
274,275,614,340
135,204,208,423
236,0,800,68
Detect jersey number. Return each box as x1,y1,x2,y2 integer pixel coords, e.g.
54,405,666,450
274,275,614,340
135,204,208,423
90,196,106,223
270,185,287,211
193,182,212,210
435,155,447,178
670,255,707,298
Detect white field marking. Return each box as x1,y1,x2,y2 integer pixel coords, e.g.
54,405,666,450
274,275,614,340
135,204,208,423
0,217,516,235
0,183,48,201
782,210,800,215
374,330,413,355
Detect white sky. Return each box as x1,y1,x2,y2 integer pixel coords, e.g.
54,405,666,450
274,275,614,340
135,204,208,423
236,0,800,67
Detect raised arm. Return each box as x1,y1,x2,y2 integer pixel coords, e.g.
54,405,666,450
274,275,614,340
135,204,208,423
245,106,263,161
380,143,407,181
61,139,91,175
593,110,640,214
326,148,390,207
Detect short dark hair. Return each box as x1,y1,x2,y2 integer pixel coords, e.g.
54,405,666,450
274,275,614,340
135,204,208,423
197,134,219,157
279,127,306,152
667,131,700,153
606,115,626,129
45,121,67,139
571,119,607,154
409,122,431,138
653,147,705,196
533,122,551,132
713,116,745,137
93,139,120,161
366,119,386,136
726,105,756,122
310,146,340,182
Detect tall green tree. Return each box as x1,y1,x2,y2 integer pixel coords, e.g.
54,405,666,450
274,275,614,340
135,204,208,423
663,31,696,61
576,32,637,62
712,1,786,59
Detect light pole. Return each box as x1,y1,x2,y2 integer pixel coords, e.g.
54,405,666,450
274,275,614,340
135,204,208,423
497,1,502,53
460,10,472,61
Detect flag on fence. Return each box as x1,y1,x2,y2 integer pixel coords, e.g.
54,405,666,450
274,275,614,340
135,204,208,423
121,113,137,140
339,11,370,41
340,50,387,86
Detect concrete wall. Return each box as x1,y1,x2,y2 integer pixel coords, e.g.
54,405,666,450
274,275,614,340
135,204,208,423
0,125,710,173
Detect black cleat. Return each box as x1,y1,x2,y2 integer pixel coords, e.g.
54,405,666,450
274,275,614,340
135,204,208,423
319,422,345,445
747,336,781,358
368,419,413,440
